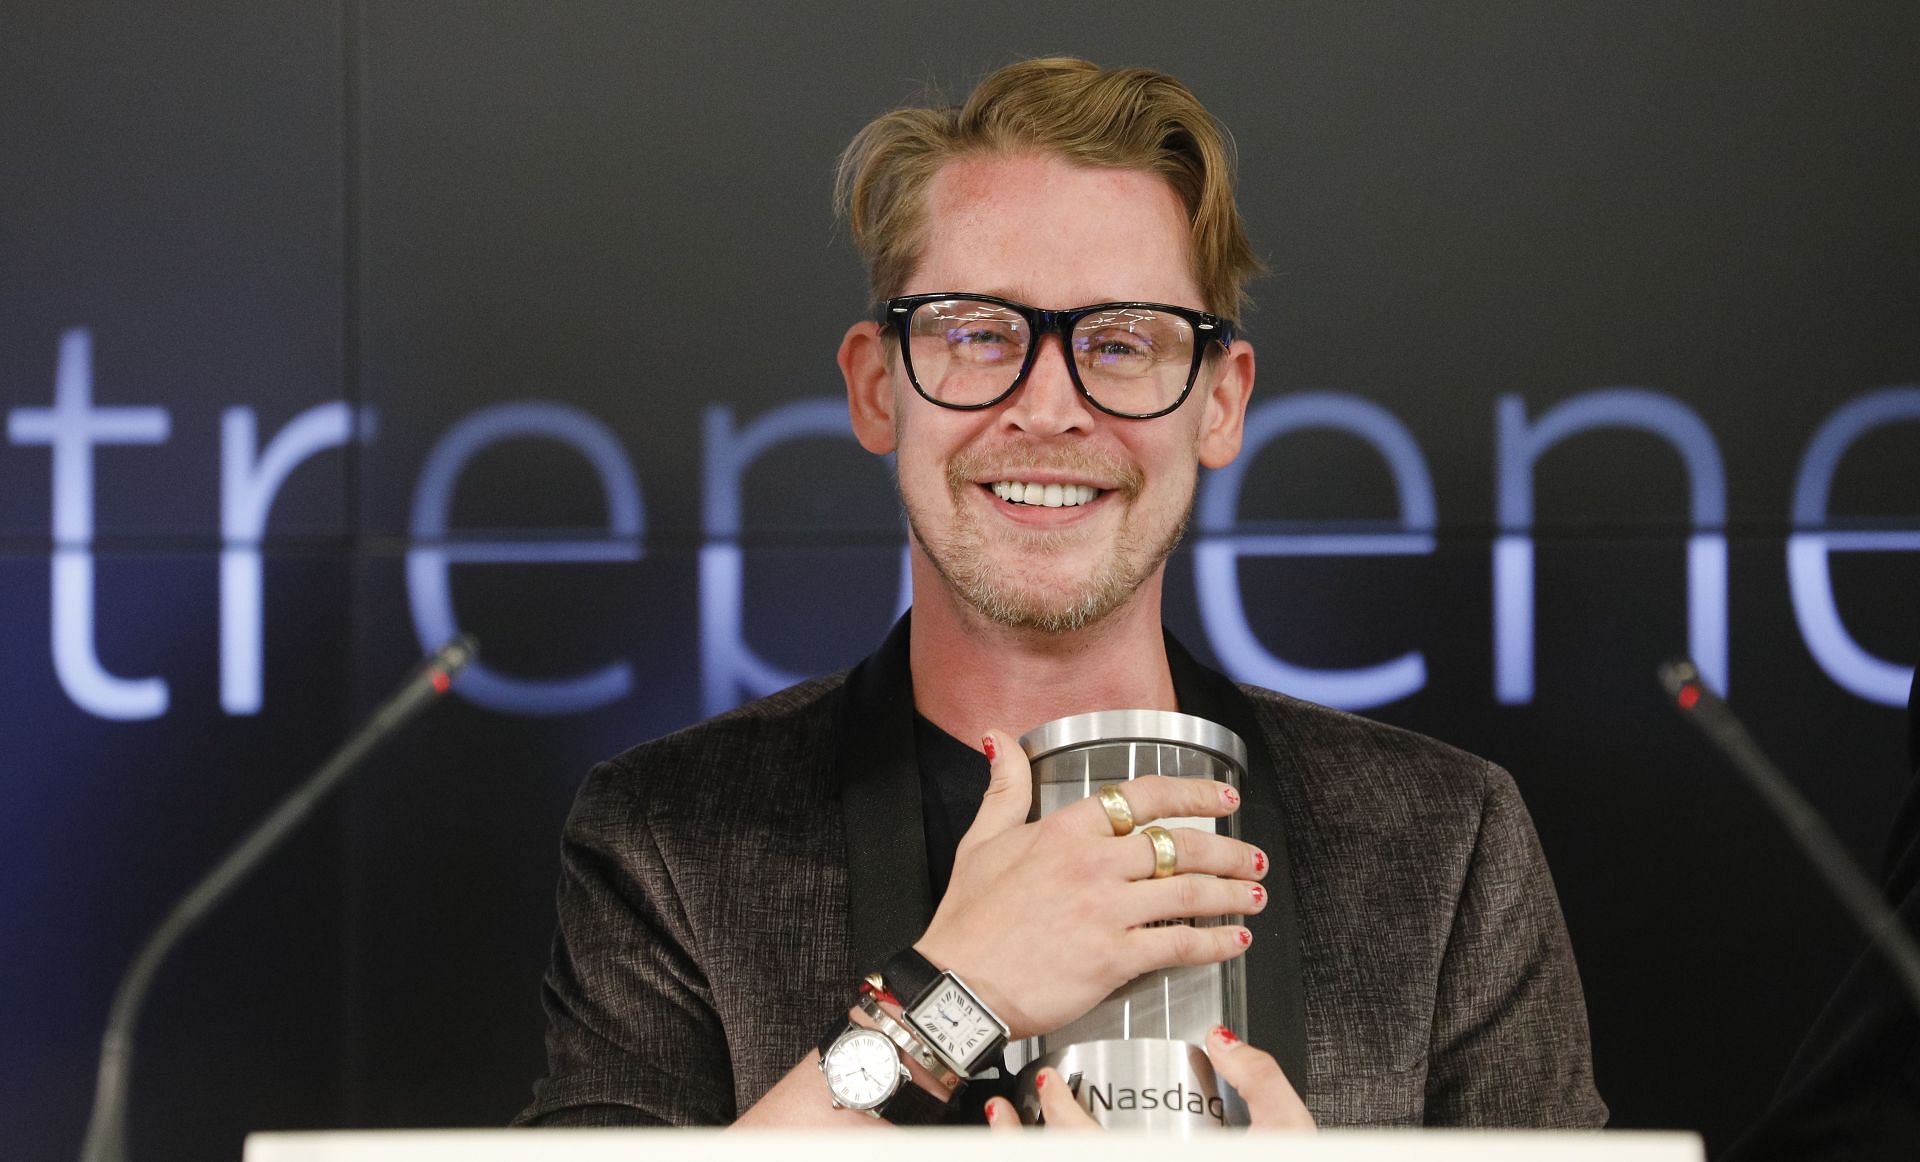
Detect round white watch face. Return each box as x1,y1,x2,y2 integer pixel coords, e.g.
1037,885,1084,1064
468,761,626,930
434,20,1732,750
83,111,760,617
824,1028,900,1110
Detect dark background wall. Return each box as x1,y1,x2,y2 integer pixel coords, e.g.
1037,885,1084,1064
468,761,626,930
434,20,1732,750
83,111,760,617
3,3,1917,1159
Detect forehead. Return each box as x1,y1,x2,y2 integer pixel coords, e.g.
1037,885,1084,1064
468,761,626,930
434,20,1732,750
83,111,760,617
910,153,1202,309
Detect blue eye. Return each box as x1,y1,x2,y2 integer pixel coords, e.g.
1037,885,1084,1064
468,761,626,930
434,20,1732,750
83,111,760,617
944,323,1023,363
1079,330,1155,366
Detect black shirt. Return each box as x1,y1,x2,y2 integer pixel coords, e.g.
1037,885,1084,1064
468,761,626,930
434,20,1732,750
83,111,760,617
914,711,991,906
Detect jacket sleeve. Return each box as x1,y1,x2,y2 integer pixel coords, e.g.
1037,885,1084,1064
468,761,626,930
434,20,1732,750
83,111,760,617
1423,764,1610,1127
513,759,738,1126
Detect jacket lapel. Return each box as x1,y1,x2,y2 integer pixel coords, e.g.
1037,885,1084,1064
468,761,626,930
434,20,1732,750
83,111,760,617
836,614,933,976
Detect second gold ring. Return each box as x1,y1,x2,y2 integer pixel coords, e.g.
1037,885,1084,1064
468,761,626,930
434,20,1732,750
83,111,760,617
1097,784,1136,837
1142,824,1178,878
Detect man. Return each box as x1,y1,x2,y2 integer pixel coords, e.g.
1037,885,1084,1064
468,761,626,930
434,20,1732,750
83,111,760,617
517,57,1605,1129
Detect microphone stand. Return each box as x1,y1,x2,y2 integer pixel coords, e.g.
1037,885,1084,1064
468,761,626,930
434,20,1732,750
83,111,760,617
77,636,477,1162
1659,658,1920,1018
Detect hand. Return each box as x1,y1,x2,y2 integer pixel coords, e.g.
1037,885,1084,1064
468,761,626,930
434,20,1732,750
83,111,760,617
914,729,1268,1040
983,1027,1317,1131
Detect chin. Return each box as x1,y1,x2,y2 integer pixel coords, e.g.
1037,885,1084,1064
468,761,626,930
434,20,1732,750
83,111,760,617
938,549,1145,635
972,589,1119,635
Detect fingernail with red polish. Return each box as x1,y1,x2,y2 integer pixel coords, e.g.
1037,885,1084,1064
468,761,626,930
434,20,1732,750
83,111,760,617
1236,928,1253,947
1213,1025,1240,1045
982,735,997,761
1221,785,1240,807
1250,883,1266,906
1252,850,1267,875
1035,1071,1047,1091
985,1102,997,1124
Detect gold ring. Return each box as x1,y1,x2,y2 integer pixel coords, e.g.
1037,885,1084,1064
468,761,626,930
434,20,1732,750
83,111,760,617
1143,825,1178,879
1097,785,1136,836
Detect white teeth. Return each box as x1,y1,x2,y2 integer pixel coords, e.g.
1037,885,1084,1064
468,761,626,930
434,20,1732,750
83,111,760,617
990,481,1100,508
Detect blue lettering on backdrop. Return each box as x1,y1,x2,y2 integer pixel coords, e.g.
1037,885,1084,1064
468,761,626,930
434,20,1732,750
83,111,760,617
6,328,173,720
6,327,1913,719
1193,393,1436,710
1787,386,1920,707
220,402,361,714
700,399,911,717
406,401,644,715
1495,389,1728,704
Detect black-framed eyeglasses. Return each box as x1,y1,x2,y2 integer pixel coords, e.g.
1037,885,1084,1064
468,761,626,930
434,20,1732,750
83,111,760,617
877,292,1235,420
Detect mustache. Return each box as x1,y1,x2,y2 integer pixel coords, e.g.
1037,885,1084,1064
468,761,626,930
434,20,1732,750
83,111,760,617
945,444,1144,496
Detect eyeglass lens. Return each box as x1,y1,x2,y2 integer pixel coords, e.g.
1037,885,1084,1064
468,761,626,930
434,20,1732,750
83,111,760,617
903,298,1197,415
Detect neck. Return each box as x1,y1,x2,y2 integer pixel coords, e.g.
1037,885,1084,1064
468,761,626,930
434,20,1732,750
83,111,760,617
907,552,1177,749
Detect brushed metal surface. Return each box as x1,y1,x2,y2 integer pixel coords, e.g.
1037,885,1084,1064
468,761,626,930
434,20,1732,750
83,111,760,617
1014,1038,1248,1132
1007,711,1254,1135
1018,709,1248,770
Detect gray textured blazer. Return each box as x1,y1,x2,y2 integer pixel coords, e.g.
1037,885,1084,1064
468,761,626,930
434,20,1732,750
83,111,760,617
518,617,1606,1127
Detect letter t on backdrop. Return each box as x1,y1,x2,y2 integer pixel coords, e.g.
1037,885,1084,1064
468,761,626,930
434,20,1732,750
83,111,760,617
7,328,172,720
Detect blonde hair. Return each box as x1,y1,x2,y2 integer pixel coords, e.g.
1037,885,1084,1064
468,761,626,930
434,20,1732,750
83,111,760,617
835,57,1262,322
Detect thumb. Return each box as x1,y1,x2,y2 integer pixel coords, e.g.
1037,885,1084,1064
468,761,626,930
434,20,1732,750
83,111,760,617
964,729,1033,842
1206,1026,1315,1130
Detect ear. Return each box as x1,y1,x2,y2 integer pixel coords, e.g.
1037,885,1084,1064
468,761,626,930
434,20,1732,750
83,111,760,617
1196,339,1255,469
840,320,898,455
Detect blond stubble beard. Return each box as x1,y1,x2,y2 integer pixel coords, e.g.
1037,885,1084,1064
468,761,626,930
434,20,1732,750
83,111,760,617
900,445,1192,635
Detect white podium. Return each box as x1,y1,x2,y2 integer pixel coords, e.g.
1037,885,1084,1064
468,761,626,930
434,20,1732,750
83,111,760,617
245,1128,1704,1162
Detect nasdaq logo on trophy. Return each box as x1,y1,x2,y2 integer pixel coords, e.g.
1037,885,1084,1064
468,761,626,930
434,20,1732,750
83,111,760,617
1011,710,1251,1132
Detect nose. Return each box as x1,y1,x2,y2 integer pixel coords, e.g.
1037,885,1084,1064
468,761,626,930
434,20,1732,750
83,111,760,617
1002,334,1094,435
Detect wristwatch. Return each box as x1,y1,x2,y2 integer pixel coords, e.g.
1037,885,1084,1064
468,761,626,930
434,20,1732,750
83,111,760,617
883,947,1010,1078
857,976,964,1094
817,1018,948,1125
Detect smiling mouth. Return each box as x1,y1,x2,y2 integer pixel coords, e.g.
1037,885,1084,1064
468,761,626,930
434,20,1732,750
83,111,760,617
988,480,1102,508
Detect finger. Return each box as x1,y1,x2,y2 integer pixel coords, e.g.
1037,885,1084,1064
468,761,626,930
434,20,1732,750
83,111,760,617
1035,1068,1097,1130
1123,874,1268,926
1103,826,1268,881
1123,921,1251,976
984,1096,1021,1131
1206,1027,1315,1130
1060,776,1241,837
963,729,1034,842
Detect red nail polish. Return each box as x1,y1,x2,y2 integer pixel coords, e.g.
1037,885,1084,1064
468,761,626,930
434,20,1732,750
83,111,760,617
1250,883,1265,905
1213,1025,1240,1045
1035,1071,1047,1090
1236,928,1252,947
982,735,997,761
1222,785,1240,807
986,1103,997,1123
1252,850,1267,875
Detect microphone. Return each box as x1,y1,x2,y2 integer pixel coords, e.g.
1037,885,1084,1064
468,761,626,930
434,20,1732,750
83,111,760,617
1658,659,1920,1021
77,636,478,1162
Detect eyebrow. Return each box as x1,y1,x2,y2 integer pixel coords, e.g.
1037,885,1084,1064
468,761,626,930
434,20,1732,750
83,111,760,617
972,288,1148,309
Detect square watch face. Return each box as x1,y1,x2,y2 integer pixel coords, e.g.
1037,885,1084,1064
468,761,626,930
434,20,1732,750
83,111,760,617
908,977,996,1069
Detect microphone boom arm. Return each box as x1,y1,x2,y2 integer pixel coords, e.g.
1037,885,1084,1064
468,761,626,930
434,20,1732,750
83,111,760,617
1659,658,1920,1020
77,636,477,1162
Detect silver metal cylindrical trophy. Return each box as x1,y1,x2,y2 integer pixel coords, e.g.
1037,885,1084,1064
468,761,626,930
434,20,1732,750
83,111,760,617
1011,710,1251,1132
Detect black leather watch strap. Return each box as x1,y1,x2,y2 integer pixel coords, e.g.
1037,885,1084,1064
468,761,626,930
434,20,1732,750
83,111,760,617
876,1066,949,1126
882,946,945,1008
817,1017,950,1126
